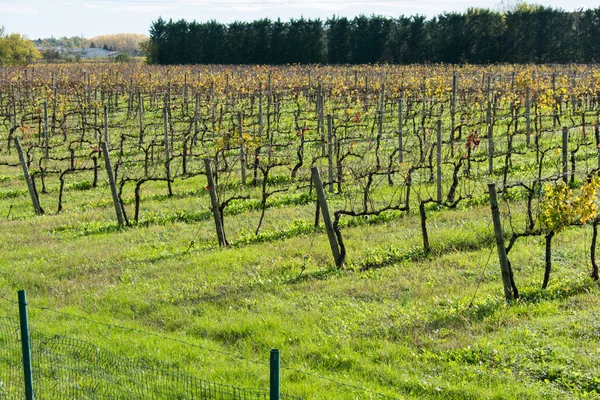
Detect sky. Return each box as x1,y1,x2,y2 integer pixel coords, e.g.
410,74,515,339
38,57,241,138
0,0,593,39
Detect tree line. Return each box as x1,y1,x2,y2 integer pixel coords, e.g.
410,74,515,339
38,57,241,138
145,5,600,65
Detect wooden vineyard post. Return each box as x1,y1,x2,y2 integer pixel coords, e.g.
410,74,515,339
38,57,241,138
163,108,173,196
436,119,443,202
525,87,531,146
167,81,172,108
327,115,334,193
238,112,247,185
311,167,342,268
451,70,457,147
562,126,569,184
183,73,188,104
101,141,124,226
487,99,494,175
268,71,272,95
193,92,199,144
421,82,427,126
86,74,92,105
51,72,57,137
595,123,600,169
419,202,430,254
377,82,385,159
379,82,385,130
103,104,109,144
488,183,515,302
14,137,43,216
204,158,227,247
552,73,558,127
43,102,49,159
398,97,403,164
318,88,325,156
127,79,133,118
258,84,264,136
12,85,17,132
138,92,144,144
210,81,216,133
93,88,98,140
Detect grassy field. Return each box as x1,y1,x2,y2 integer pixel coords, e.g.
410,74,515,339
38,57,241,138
1,64,600,399
1,161,599,399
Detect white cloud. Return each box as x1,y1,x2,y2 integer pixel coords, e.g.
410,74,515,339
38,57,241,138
84,1,174,13
0,2,42,14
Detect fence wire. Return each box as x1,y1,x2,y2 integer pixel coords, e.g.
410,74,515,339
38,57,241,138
0,317,300,400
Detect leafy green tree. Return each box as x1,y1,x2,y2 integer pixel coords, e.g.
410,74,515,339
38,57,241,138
0,32,42,66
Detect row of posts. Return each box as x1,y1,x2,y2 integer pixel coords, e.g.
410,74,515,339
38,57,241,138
16,120,583,230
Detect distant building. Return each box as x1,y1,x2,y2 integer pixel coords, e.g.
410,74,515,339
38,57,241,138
80,48,120,59
35,45,70,54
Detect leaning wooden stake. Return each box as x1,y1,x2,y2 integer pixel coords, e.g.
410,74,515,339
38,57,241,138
101,141,124,226
14,137,42,215
311,167,342,268
488,183,515,302
204,158,227,247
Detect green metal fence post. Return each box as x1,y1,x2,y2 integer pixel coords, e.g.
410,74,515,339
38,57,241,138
270,349,280,400
18,290,34,400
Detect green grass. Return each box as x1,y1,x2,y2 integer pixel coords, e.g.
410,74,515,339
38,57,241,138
1,158,599,399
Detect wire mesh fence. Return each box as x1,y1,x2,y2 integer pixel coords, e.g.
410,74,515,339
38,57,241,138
0,316,301,400
0,317,23,399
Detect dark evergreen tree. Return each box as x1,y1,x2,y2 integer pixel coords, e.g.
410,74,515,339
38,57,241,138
270,19,288,64
327,16,352,64
144,8,600,65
